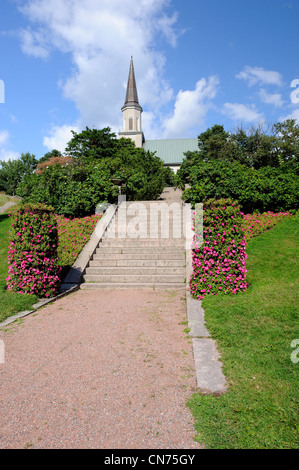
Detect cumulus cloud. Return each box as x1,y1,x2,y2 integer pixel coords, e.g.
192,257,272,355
0,130,9,146
43,124,80,153
18,0,180,136
222,102,264,123
258,88,284,108
162,76,219,138
0,149,20,162
236,66,283,87
279,108,299,123
19,28,49,59
0,130,20,162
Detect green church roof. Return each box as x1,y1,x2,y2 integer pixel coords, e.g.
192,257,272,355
143,138,198,165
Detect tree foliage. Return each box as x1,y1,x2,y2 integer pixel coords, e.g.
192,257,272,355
179,120,299,172
180,160,298,213
177,119,299,213
0,153,38,195
17,127,166,217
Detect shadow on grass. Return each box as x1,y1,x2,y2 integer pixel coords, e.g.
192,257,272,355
0,214,9,223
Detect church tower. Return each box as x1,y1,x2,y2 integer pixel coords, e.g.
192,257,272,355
119,57,145,148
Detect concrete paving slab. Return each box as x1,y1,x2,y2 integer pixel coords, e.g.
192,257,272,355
186,293,210,338
192,338,227,395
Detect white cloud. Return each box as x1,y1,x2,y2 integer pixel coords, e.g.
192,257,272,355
0,130,20,162
19,0,180,133
0,149,20,162
43,124,80,152
0,130,9,146
236,66,283,87
162,76,219,138
223,102,264,123
259,88,284,108
279,108,299,123
19,28,49,59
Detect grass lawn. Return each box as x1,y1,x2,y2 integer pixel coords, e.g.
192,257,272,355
188,215,299,449
0,214,38,323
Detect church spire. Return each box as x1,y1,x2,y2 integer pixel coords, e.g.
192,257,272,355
119,57,144,148
122,56,142,111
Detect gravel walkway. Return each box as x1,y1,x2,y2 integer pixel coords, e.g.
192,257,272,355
0,288,201,449
0,201,17,214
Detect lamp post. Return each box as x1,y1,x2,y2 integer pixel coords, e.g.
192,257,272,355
111,178,125,204
111,178,122,195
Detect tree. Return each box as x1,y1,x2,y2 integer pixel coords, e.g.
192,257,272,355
17,127,167,216
38,149,62,164
231,124,279,168
0,153,37,195
65,127,120,163
273,119,299,168
36,155,74,175
198,124,237,162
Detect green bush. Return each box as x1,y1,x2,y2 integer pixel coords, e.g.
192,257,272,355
180,160,298,213
17,132,166,217
6,203,61,297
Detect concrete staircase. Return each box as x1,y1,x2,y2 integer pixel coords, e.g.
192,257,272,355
80,200,187,289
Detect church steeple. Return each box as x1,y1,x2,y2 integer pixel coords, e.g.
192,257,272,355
122,57,142,111
119,57,144,148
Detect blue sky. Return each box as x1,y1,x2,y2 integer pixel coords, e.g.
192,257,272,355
0,0,298,162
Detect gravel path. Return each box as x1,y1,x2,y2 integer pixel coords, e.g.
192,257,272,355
0,288,201,449
0,201,17,214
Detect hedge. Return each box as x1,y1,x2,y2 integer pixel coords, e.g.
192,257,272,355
190,198,247,300
180,160,298,213
6,203,61,297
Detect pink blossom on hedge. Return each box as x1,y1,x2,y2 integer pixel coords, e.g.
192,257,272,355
6,203,61,297
190,198,247,300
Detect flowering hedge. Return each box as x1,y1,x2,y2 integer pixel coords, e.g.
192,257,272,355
6,203,61,298
55,214,102,268
190,198,247,300
242,210,293,240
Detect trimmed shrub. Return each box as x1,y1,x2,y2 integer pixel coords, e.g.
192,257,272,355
6,203,61,297
180,160,299,213
190,198,247,300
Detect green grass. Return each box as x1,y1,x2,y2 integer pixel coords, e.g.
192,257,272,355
188,215,299,449
0,214,38,323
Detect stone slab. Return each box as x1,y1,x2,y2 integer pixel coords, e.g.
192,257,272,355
186,292,210,338
192,337,227,395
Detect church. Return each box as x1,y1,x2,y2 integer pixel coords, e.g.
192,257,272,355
118,58,198,173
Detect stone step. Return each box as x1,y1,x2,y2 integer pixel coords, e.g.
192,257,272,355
85,266,186,275
92,252,186,261
88,259,186,267
83,274,186,283
99,239,185,247
95,246,185,254
80,282,186,289
104,233,185,240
